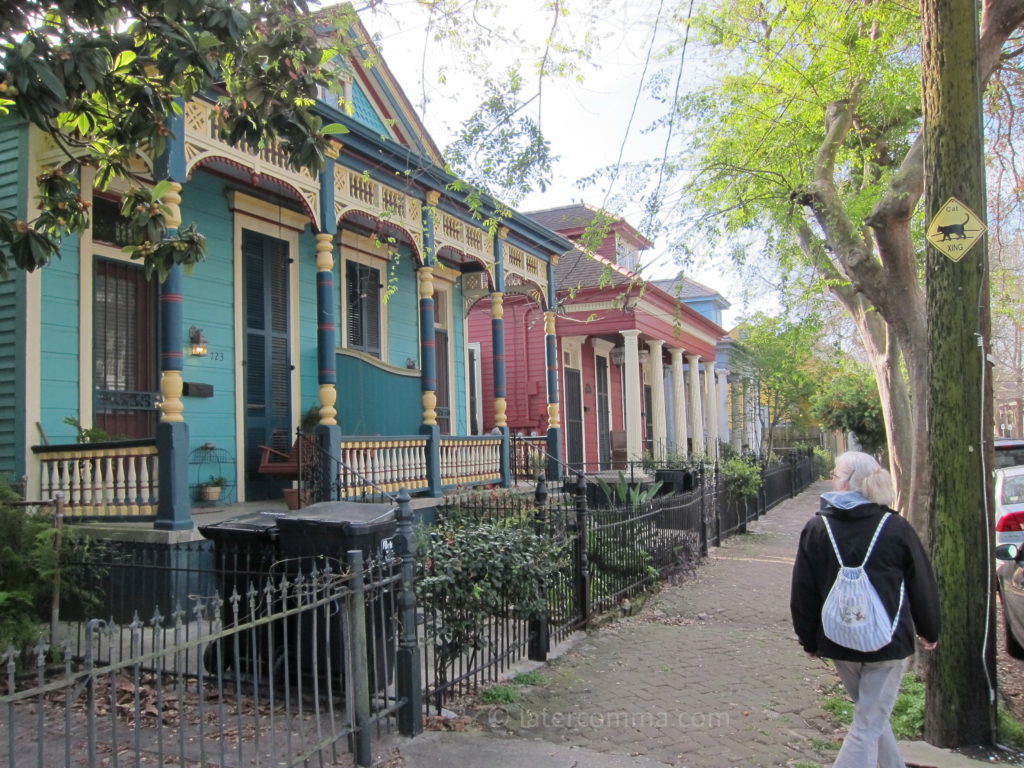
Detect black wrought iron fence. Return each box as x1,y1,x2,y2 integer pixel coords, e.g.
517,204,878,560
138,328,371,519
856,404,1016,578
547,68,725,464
2,493,426,768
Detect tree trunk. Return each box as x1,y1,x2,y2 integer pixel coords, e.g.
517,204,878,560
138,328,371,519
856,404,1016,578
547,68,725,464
921,0,996,747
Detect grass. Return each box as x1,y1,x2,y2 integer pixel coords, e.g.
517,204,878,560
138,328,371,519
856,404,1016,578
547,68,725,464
512,671,545,686
820,673,924,739
998,701,1024,750
792,761,823,768
480,684,520,705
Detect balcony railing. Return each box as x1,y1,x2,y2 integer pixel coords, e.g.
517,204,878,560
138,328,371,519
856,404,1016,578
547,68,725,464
31,440,159,519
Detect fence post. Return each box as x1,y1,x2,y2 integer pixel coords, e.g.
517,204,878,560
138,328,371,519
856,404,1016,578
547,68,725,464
573,473,590,630
347,550,372,767
698,465,708,557
529,476,551,661
393,489,423,737
712,463,722,548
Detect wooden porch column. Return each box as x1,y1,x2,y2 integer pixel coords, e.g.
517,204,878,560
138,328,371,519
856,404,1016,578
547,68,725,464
153,110,191,531
545,257,562,480
420,191,442,495
622,330,643,461
493,229,510,487
686,354,705,455
315,232,338,426
704,362,719,459
718,368,732,450
670,348,688,456
646,339,667,460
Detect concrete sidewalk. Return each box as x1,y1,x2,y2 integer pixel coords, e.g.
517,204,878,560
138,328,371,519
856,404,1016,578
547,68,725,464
385,482,1014,768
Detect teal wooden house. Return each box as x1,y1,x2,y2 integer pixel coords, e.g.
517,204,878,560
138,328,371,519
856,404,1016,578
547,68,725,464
0,18,572,529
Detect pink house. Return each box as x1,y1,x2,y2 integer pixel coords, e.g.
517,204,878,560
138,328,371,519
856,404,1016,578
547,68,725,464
468,204,729,472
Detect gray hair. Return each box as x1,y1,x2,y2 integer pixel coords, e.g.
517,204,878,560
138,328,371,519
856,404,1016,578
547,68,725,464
835,451,894,507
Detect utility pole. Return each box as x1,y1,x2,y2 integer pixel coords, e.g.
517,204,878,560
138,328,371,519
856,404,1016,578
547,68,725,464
921,0,996,748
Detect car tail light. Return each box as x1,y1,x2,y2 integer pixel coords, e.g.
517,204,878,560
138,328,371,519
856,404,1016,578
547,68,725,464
997,512,1024,532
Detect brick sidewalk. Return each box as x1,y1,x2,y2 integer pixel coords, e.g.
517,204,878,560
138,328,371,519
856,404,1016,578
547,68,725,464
488,480,840,768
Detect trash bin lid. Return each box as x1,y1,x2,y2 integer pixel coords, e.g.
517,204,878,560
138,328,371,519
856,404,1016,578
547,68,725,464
198,511,283,541
275,501,395,533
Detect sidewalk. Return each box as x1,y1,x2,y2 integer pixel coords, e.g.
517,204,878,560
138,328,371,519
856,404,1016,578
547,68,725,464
389,481,1008,768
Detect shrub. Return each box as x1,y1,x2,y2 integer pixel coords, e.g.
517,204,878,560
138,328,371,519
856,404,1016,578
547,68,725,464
417,520,565,662
720,456,764,498
813,447,834,480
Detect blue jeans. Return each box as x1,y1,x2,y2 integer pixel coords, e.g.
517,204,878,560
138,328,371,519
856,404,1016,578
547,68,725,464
832,658,907,768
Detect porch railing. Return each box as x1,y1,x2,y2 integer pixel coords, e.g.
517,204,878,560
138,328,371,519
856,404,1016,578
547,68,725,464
338,436,430,496
510,435,548,481
31,439,159,519
439,436,502,488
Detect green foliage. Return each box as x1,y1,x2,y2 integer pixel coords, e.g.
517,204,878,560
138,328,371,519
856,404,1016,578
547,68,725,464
811,362,887,455
594,473,663,509
813,447,834,480
997,699,1024,749
512,670,545,686
203,475,228,488
417,519,565,662
444,69,554,206
720,456,763,498
0,487,58,648
63,416,115,444
889,674,925,740
821,674,924,740
731,313,823,456
441,487,537,528
0,1,356,279
480,684,520,705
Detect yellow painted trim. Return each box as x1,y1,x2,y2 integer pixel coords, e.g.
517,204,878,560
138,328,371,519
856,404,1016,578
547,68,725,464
232,208,305,501
336,347,421,377
227,190,311,232
78,166,96,427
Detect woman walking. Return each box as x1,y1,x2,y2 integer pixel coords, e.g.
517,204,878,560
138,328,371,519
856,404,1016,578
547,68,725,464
791,451,940,768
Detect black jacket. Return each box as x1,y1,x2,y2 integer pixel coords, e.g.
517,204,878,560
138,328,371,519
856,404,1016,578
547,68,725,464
790,491,940,661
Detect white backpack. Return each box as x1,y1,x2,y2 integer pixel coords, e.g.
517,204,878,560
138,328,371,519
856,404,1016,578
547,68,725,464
820,514,905,652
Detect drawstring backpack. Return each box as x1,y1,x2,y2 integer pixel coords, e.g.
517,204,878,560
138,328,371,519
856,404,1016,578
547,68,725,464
820,514,905,652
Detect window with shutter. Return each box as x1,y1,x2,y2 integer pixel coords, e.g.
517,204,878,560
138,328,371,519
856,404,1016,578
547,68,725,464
346,260,381,357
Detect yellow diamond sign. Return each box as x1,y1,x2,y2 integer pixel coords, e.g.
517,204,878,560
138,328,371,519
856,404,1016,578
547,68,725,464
926,197,986,262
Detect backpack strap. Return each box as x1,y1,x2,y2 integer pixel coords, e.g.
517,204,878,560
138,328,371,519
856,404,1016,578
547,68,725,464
821,512,892,568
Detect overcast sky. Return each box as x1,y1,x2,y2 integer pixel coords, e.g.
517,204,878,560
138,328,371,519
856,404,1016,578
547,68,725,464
353,1,757,327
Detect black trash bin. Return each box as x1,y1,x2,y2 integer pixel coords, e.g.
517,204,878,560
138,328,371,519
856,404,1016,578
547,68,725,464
198,512,285,678
274,501,398,691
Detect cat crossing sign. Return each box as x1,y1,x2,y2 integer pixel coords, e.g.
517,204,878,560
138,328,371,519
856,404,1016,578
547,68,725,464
926,197,986,262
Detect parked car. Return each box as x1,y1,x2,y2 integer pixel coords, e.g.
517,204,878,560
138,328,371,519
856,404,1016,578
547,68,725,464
995,438,1024,470
995,466,1024,549
995,542,1024,659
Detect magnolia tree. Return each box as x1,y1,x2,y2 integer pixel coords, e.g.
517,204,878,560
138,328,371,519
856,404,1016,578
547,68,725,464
0,0,354,280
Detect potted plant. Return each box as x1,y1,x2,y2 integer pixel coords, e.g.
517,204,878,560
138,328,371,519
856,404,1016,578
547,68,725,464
198,475,228,502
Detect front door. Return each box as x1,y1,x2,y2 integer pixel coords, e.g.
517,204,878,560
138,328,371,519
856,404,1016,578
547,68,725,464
93,259,159,439
435,328,451,434
243,230,292,501
596,355,611,470
565,368,584,471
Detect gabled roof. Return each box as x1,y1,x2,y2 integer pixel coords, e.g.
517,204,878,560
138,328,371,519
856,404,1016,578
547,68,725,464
526,204,653,250
317,9,444,165
652,271,731,307
554,246,634,292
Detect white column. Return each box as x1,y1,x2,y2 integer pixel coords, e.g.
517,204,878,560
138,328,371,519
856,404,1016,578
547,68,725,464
622,330,643,460
717,369,730,448
686,354,705,455
704,364,719,459
670,348,687,456
729,372,742,452
646,340,666,459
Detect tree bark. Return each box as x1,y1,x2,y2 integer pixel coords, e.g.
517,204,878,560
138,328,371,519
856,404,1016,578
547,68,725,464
921,0,996,747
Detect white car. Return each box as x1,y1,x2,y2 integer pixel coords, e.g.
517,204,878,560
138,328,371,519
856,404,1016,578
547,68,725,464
995,465,1024,549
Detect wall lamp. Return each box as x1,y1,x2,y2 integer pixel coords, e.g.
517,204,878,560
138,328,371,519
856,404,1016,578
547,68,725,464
189,326,209,357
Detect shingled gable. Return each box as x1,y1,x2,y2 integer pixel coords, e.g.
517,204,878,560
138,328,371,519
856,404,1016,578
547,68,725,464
317,10,444,165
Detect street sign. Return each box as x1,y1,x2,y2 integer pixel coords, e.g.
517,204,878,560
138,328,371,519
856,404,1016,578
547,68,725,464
926,197,987,262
